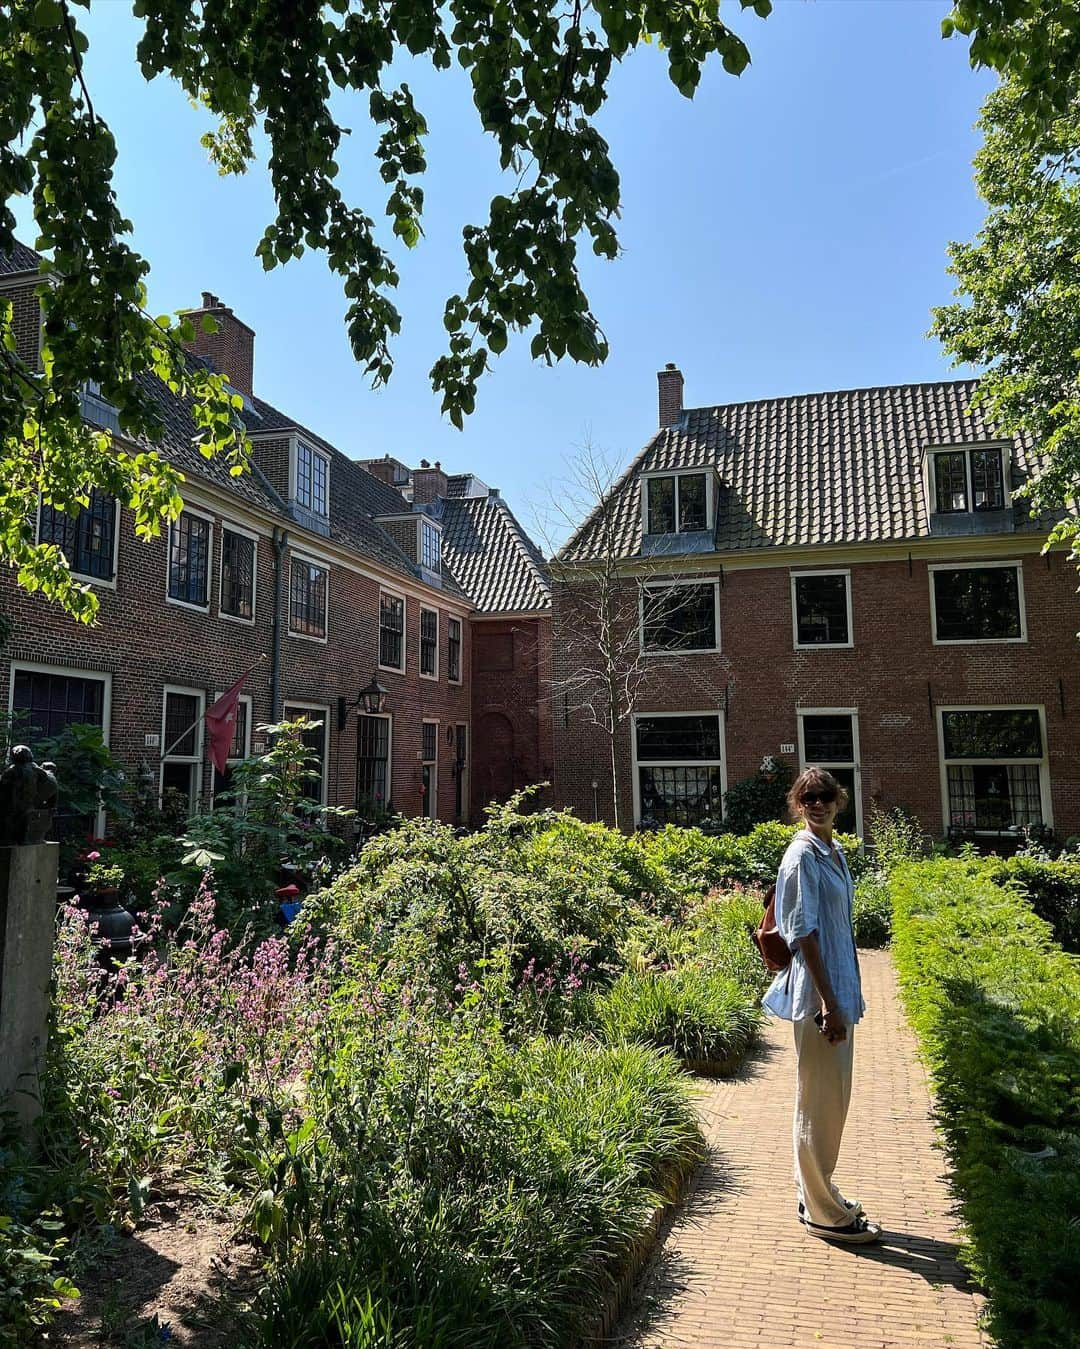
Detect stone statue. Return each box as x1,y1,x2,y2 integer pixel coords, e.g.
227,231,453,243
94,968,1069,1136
0,746,59,845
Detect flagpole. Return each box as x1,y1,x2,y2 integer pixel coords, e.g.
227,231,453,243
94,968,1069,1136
158,653,267,763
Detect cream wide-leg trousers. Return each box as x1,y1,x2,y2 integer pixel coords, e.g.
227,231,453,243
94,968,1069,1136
793,1016,855,1228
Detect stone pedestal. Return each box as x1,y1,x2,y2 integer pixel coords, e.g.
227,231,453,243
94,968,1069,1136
0,843,59,1137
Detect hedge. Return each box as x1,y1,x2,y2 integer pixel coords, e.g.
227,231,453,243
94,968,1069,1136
889,859,1080,1348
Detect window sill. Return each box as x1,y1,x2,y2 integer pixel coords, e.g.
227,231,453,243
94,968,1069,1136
166,595,211,615
378,661,405,676
419,671,439,682
932,635,1026,646
794,640,853,651
288,628,328,645
220,610,256,628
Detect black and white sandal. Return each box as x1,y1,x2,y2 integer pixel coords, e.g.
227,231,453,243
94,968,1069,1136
805,1214,881,1244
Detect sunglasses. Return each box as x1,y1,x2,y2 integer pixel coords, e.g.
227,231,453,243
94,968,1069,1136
801,792,836,806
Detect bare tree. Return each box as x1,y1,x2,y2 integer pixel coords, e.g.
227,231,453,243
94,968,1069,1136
536,442,728,831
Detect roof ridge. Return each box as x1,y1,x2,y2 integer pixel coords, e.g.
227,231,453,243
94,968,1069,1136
684,374,980,418
490,495,551,592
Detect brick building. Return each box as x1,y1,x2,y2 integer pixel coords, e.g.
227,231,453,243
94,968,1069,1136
552,366,1080,844
1,247,551,830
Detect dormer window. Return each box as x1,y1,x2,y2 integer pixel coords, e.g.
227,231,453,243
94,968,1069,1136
931,447,1005,515
294,440,329,517
644,471,710,535
420,518,441,572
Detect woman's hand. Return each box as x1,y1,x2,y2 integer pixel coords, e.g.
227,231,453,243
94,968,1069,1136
822,1007,848,1044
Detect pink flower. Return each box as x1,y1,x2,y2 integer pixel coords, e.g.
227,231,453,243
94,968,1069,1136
87,851,101,861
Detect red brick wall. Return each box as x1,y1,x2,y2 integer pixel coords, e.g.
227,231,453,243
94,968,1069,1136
3,278,42,368
470,616,552,820
551,553,1080,840
181,298,255,398
248,435,291,503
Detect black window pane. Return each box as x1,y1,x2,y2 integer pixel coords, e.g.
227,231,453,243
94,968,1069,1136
448,618,461,681
636,715,721,762
795,574,849,645
639,765,724,827
12,670,105,741
40,490,116,581
647,477,676,534
802,714,854,763
422,722,438,762
420,608,437,676
284,709,326,803
380,595,404,668
289,560,327,638
933,567,1021,641
942,709,1042,760
972,449,1004,511
643,584,716,651
356,714,389,810
934,452,968,513
221,530,255,619
678,474,707,531
164,691,199,757
169,514,210,606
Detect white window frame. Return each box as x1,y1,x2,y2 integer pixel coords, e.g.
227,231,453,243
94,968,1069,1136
447,616,463,685
936,703,1052,835
419,606,439,681
790,569,853,650
630,709,727,828
290,437,331,518
796,707,863,838
926,443,1012,515
640,578,721,655
640,469,715,535
35,492,121,590
421,718,439,820
928,559,1027,646
355,711,393,812
378,588,407,674
281,700,331,806
287,551,330,644
165,506,214,613
211,692,253,803
419,517,442,573
8,662,112,834
218,522,258,626
160,684,206,811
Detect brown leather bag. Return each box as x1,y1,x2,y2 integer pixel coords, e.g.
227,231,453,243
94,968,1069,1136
753,883,792,972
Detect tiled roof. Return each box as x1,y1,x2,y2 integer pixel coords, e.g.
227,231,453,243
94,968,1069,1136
560,379,1050,562
0,242,41,276
441,494,551,613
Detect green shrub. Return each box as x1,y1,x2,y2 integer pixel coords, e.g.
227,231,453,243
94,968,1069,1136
890,858,1080,1347
0,1211,79,1346
593,967,761,1066
721,757,794,834
689,888,773,996
852,872,891,947
740,821,865,880
634,824,756,892
991,856,1080,954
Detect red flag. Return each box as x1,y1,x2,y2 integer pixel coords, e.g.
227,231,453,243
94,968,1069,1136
205,667,253,775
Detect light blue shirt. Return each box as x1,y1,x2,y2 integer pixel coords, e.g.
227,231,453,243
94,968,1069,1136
762,828,865,1025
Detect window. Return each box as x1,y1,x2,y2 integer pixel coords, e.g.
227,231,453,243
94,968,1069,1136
212,694,252,806
634,712,725,828
930,563,1024,643
289,557,329,639
282,704,328,804
421,720,438,820
448,617,462,683
454,723,468,822
379,592,405,670
38,489,117,582
419,607,438,678
168,511,212,608
642,581,718,652
356,713,391,813
295,440,329,517
644,472,709,535
931,447,1005,514
940,707,1047,833
161,687,205,813
791,571,851,648
220,527,256,621
797,710,860,835
421,518,441,572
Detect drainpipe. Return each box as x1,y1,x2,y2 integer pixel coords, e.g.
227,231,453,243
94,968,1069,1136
271,527,288,721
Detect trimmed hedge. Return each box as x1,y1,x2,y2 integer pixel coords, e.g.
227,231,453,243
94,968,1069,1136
987,855,1080,954
889,859,1080,1347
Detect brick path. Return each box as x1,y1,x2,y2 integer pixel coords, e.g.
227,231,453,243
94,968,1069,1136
613,950,988,1349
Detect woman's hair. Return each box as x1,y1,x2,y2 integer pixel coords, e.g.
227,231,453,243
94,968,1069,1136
786,766,849,822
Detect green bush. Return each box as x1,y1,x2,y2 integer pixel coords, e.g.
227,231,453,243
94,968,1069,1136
636,825,757,892
593,967,761,1066
721,757,794,835
990,856,1080,954
0,1211,79,1346
689,888,773,997
852,872,891,947
890,858,1080,1347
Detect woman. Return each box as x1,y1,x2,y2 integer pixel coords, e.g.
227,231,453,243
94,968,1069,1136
762,766,880,1244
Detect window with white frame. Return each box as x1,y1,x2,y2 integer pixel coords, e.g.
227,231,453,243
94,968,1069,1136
644,471,709,535
168,511,212,607
421,720,438,819
289,557,329,639
791,571,851,647
634,712,725,828
420,518,441,572
930,562,1024,643
642,580,719,652
797,710,860,836
295,440,329,517
939,707,1047,833
447,617,462,683
356,713,391,814
420,606,438,678
38,489,118,582
931,447,1006,514
379,592,405,670
220,527,256,621
161,687,205,813
212,694,252,807
282,703,328,804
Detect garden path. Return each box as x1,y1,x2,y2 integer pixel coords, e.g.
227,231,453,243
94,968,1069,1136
613,949,988,1349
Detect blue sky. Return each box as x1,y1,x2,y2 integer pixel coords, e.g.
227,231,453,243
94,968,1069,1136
14,1,994,543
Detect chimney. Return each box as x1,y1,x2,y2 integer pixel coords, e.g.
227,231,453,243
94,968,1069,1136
412,459,449,504
180,293,255,398
658,362,684,428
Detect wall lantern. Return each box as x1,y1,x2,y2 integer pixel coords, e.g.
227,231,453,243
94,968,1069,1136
337,673,389,729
